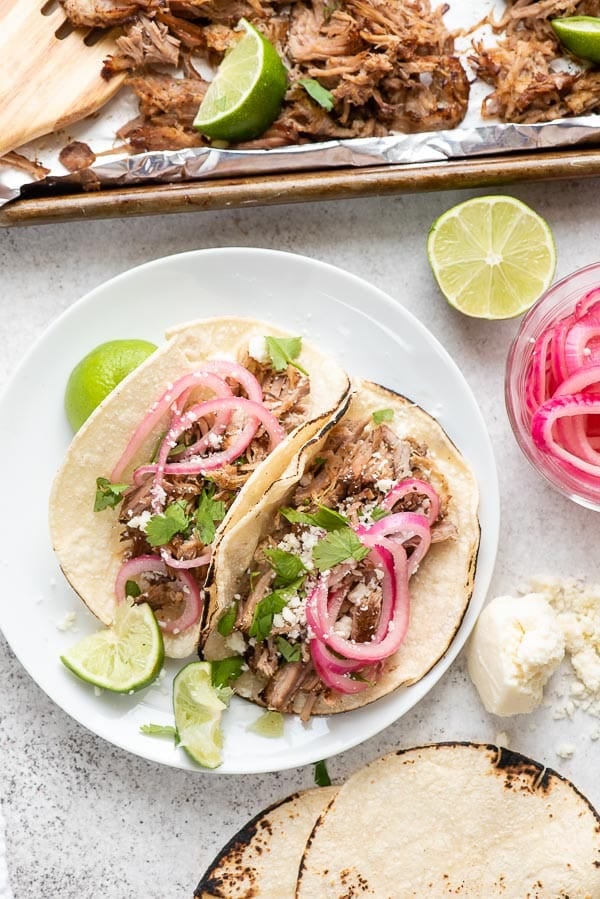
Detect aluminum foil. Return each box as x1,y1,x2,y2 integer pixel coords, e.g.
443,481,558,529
4,116,600,209
2,0,600,210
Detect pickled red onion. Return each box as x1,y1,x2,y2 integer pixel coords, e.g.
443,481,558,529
359,512,431,577
136,395,285,505
524,286,600,485
381,478,440,524
309,640,372,694
111,361,263,481
112,369,232,481
114,554,203,634
306,544,410,663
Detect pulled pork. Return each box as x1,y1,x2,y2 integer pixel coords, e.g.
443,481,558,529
60,0,468,153
470,0,600,123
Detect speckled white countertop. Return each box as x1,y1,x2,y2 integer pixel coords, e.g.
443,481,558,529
1,182,600,899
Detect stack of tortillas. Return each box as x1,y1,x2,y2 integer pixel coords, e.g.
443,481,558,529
195,743,600,898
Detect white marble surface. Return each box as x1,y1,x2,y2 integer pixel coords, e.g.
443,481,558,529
1,181,600,898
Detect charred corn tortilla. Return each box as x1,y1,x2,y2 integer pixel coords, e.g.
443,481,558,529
49,317,350,658
297,743,600,897
203,380,479,713
195,787,337,899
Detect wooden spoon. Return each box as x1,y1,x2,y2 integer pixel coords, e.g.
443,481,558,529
0,0,125,158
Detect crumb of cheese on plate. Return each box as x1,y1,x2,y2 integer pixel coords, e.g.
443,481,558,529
467,593,565,716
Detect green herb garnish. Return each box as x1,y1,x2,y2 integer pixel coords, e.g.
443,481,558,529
265,335,308,376
125,580,141,598
312,527,370,571
276,636,302,662
249,591,288,641
314,759,332,786
280,504,348,532
298,78,334,111
263,548,307,587
140,723,179,744
211,657,244,688
371,506,390,522
194,483,226,545
94,477,129,512
372,408,394,425
217,603,238,637
145,501,190,547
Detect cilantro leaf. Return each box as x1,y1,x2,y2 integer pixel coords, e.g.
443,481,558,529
125,580,141,598
195,484,226,545
140,723,179,745
276,636,302,662
145,501,190,547
349,671,375,686
312,528,370,571
371,506,390,522
314,759,332,787
249,592,288,641
94,477,129,512
264,335,308,376
372,408,394,425
263,548,307,587
217,603,238,637
298,78,334,111
280,504,348,532
211,657,244,688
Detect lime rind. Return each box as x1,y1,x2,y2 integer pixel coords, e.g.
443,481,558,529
173,661,229,768
193,19,287,142
65,338,157,432
552,16,600,63
60,602,164,693
427,196,556,320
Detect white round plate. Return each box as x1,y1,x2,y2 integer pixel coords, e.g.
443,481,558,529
0,248,498,774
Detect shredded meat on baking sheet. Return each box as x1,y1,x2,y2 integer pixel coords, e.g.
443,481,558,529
55,0,600,166
59,0,468,153
470,0,600,123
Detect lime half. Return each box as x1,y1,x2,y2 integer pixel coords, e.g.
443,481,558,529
173,662,229,768
193,19,287,142
552,16,600,63
61,602,164,693
427,196,556,319
65,338,157,432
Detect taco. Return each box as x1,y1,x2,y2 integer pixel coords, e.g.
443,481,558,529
297,743,600,896
194,787,337,899
49,317,350,658
202,380,479,716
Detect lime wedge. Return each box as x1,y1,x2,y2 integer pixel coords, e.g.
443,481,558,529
552,16,600,63
65,338,157,432
60,602,164,692
173,662,229,768
193,18,287,142
427,196,556,319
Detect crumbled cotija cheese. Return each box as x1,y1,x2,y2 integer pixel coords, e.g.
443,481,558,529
523,576,600,717
127,510,152,532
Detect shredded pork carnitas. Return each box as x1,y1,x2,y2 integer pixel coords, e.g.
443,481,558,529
60,0,469,151
227,417,456,720
471,0,600,123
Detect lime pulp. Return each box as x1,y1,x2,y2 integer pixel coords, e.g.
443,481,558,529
173,661,229,768
427,195,557,320
60,602,164,693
